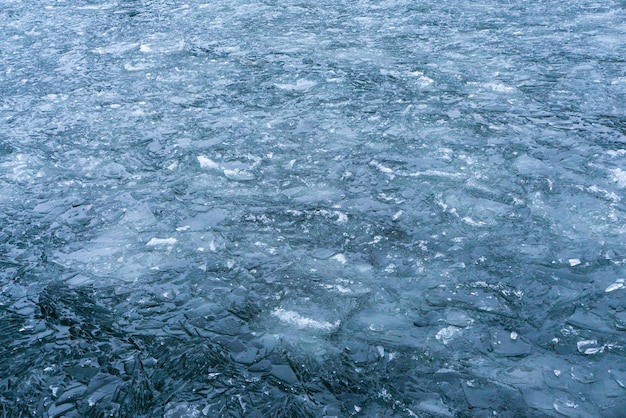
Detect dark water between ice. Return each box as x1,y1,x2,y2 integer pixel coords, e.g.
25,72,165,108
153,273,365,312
1,1,626,416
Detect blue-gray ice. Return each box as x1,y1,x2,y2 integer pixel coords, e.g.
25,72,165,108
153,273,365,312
1,0,625,417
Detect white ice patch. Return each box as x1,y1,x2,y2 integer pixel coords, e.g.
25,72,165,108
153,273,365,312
77,3,116,10
2,153,42,183
408,170,465,179
139,40,185,54
323,284,352,294
606,149,626,157
605,279,625,293
197,155,255,181
462,217,486,227
223,168,255,181
293,209,347,223
331,253,347,264
272,308,340,331
576,339,603,355
370,160,395,176
335,211,348,223
587,185,620,202
610,168,626,188
468,81,515,93
407,70,434,87
376,346,385,357
435,326,461,345
274,79,317,91
146,237,177,246
124,62,152,71
197,156,221,169
575,339,620,355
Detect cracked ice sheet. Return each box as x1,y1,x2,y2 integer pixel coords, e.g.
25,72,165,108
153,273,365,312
1,0,626,417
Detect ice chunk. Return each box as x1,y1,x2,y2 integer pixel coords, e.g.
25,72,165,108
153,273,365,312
197,156,220,169
435,326,461,345
197,155,255,181
552,398,595,418
576,340,603,355
468,81,515,93
233,348,258,365
272,308,340,331
47,403,76,417
274,79,317,91
146,237,177,246
335,211,348,223
462,216,486,227
461,377,525,412
270,364,299,385
407,170,465,179
444,310,474,328
605,279,625,293
65,274,94,287
610,168,626,188
369,160,395,175
447,109,461,119
415,399,454,417
567,309,613,333
407,70,434,87
513,155,549,177
376,346,385,358
223,168,255,181
164,403,202,418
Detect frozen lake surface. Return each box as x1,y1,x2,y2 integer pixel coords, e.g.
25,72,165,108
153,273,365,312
1,0,625,416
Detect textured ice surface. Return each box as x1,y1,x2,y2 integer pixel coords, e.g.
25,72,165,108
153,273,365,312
1,0,626,416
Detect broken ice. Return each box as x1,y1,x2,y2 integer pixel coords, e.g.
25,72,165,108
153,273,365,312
1,0,625,416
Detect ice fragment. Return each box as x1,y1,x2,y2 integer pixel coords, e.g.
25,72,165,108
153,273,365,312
197,156,220,169
576,340,602,355
605,279,625,292
568,259,581,266
272,308,340,331
270,365,298,385
435,326,461,345
610,168,626,188
146,237,177,246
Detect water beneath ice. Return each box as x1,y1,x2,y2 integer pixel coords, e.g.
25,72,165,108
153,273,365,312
1,0,625,416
